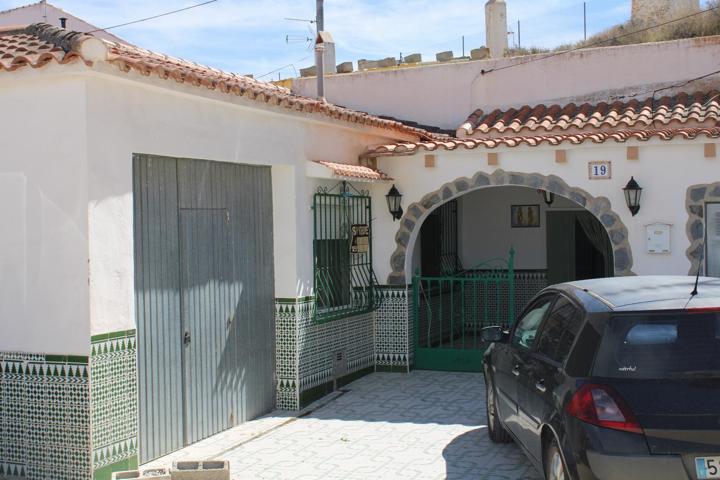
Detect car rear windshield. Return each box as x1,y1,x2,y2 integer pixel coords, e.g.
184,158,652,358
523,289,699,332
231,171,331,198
593,311,720,379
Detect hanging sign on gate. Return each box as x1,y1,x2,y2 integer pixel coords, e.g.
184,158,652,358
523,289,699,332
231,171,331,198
350,224,369,254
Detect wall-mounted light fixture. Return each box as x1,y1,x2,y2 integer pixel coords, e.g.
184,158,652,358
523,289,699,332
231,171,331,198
538,189,555,206
386,184,403,221
623,176,642,216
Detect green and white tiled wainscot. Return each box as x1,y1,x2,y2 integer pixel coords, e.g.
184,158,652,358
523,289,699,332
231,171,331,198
275,297,375,411
89,330,138,480
374,286,412,372
0,352,91,480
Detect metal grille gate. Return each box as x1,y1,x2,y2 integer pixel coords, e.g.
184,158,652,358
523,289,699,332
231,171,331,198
413,250,515,372
133,155,275,462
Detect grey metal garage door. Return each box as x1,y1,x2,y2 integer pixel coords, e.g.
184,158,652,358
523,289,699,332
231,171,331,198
133,154,275,462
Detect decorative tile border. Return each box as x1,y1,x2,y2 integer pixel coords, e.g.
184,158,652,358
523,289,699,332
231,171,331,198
374,287,411,369
275,297,375,410
90,330,138,480
0,352,91,480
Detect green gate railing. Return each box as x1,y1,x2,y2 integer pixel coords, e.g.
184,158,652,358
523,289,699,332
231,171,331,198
413,248,515,372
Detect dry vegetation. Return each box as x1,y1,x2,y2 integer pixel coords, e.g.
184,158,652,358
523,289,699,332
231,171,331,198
505,1,720,58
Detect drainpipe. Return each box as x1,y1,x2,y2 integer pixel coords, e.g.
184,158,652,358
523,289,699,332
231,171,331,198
315,0,325,100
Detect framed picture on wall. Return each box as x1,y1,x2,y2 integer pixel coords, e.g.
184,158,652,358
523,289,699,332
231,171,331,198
511,204,541,228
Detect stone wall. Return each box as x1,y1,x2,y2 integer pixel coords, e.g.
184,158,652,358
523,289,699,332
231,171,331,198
686,182,720,275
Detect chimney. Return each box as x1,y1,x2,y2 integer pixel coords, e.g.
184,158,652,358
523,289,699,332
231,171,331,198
485,0,508,59
315,0,325,100
318,31,336,75
59,17,67,29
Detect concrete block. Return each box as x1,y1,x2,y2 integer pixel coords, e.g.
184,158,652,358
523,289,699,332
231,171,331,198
403,53,422,63
171,460,230,480
299,66,317,77
336,61,353,73
471,47,490,60
112,468,171,479
436,51,453,62
378,57,397,67
358,59,379,70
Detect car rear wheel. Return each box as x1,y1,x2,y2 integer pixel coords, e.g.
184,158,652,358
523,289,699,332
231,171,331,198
544,438,569,480
486,377,512,443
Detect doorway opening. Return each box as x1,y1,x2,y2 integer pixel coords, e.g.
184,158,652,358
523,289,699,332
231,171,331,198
411,185,614,372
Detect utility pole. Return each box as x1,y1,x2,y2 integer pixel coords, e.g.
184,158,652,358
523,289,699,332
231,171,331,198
584,2,587,41
315,0,325,100
462,35,465,57
518,20,521,49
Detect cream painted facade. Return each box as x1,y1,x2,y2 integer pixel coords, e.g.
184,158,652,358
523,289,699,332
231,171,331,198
371,139,717,283
292,36,720,130
0,62,407,355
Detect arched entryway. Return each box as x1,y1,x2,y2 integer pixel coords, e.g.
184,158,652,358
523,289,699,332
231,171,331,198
389,170,635,372
388,169,635,285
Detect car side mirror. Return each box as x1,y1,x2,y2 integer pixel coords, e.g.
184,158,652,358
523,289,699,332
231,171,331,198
481,326,506,343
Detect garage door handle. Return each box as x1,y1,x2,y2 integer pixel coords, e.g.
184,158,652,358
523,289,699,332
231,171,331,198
511,365,520,376
535,381,547,393
184,331,191,346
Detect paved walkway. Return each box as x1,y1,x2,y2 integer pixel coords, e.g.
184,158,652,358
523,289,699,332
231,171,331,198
146,371,541,480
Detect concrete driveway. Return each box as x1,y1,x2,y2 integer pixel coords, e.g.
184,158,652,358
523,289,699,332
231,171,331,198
146,371,541,480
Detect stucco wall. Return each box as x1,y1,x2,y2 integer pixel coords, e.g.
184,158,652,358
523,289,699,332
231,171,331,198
0,67,90,355
372,139,720,283
84,69,401,336
293,36,720,130
457,186,581,270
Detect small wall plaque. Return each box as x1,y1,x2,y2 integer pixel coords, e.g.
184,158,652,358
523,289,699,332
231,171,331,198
646,223,672,254
588,161,612,180
350,224,369,254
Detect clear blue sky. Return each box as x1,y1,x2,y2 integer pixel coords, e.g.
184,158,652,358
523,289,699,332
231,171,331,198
1,0,635,79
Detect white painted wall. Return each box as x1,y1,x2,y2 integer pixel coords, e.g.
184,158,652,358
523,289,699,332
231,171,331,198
0,67,90,355
373,139,720,283
457,186,580,270
293,36,720,130
83,67,402,336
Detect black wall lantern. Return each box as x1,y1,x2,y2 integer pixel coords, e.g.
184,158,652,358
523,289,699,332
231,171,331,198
386,184,403,221
538,189,555,206
623,176,642,216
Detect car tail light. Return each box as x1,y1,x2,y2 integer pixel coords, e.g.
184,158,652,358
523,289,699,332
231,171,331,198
565,384,643,434
687,307,720,314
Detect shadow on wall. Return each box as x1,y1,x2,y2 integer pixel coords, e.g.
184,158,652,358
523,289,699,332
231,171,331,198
442,428,543,480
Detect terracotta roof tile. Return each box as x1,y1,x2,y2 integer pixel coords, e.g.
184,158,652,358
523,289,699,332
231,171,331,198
460,92,720,137
365,127,720,157
315,160,393,181
0,23,443,141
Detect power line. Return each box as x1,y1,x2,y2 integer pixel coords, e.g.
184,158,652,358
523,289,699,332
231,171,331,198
86,0,219,33
255,56,311,80
480,4,720,76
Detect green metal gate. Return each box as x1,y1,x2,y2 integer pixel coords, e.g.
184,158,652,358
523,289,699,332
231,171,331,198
413,249,515,372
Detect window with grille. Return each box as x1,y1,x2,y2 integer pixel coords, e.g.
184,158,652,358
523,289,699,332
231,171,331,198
313,183,377,323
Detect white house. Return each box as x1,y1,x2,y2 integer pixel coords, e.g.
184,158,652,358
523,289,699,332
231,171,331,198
1,14,720,480
0,1,128,44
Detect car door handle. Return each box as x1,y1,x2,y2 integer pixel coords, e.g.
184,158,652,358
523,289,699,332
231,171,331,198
535,381,547,393
511,365,520,376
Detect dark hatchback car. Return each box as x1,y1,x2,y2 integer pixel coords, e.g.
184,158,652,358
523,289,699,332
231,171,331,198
482,276,720,480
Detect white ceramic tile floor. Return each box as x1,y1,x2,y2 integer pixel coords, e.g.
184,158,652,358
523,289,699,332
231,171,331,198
145,371,542,479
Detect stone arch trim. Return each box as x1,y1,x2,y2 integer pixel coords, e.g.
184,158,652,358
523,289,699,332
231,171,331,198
685,181,720,275
388,169,635,285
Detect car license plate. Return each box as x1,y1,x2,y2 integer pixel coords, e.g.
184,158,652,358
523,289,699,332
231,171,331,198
696,457,720,479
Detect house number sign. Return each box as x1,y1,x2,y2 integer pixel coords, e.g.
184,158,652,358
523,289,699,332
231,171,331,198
350,224,369,254
588,161,612,180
